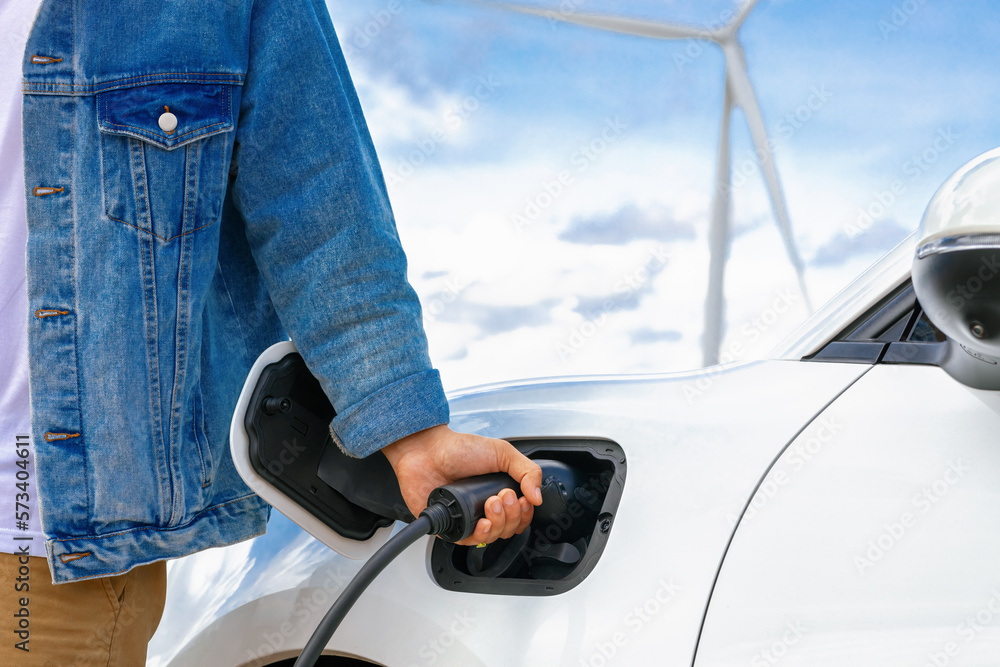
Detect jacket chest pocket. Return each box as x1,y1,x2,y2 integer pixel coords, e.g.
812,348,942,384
98,83,235,242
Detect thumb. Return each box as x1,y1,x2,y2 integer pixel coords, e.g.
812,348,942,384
494,440,543,506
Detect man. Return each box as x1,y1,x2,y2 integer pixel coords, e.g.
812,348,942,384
0,0,541,663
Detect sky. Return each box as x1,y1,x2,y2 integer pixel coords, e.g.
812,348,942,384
324,0,1000,390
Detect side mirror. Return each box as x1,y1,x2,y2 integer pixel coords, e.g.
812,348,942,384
912,147,1000,389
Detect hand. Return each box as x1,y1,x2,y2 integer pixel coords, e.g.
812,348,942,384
381,425,543,547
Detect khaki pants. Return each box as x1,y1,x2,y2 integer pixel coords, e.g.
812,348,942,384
0,554,166,666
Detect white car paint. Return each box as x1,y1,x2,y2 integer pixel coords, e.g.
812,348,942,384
150,356,870,666
696,363,1000,666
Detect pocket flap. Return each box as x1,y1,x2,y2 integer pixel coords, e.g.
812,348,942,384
98,82,234,150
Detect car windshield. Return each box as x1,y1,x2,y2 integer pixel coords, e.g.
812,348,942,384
771,232,915,361
328,0,999,388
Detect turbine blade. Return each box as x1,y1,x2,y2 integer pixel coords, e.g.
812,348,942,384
703,81,734,367
730,0,763,30
723,43,813,313
475,2,711,40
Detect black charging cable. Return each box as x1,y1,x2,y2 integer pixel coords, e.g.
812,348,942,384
293,473,520,667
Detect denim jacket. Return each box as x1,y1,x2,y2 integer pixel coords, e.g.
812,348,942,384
22,0,449,583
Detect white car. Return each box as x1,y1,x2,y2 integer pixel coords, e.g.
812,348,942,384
148,152,1000,667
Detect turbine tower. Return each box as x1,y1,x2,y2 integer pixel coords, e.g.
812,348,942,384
428,0,813,367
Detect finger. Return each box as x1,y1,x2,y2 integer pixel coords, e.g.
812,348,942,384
455,494,504,546
455,517,493,547
483,494,506,543
515,496,534,534
519,462,543,506
494,440,544,506
499,488,520,540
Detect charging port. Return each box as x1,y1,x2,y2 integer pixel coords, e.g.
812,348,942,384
244,352,626,596
430,438,626,596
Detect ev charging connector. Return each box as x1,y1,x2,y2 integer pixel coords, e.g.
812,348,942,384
293,473,523,667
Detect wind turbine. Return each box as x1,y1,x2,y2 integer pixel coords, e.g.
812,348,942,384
426,0,813,367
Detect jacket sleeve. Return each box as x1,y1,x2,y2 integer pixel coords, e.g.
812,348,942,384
230,0,449,457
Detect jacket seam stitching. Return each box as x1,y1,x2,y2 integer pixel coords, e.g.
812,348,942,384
107,211,215,242
100,130,111,225
101,118,231,144
132,137,169,519
220,85,231,200
68,58,91,532
167,144,199,525
52,523,259,582
192,389,212,488
49,493,264,544
23,72,244,89
139,231,168,518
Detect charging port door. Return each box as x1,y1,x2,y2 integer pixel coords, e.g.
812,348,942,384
430,438,626,596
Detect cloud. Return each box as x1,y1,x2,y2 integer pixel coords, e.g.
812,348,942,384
810,219,912,267
559,203,697,245
432,298,561,335
421,270,449,280
573,254,669,317
629,327,684,344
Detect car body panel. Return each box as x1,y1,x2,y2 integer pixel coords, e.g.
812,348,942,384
696,363,1000,666
149,360,868,666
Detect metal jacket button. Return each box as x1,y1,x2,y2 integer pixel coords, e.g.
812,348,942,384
158,109,177,133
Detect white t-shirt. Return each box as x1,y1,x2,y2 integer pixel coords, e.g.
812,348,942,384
0,0,46,557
